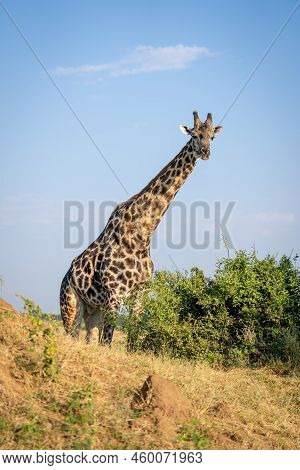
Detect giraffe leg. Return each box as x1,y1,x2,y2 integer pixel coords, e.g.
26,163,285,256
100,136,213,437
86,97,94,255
101,318,115,345
83,308,104,344
60,273,85,338
99,298,119,346
126,293,144,351
83,301,118,346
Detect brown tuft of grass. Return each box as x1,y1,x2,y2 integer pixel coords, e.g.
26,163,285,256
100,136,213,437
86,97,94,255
0,299,299,450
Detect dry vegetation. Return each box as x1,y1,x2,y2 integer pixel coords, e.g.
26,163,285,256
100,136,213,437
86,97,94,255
0,298,299,450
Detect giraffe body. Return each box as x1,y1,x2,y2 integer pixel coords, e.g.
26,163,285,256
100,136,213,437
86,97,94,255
60,111,222,344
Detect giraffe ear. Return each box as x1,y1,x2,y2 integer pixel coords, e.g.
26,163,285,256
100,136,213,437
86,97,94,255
214,125,223,135
179,125,191,135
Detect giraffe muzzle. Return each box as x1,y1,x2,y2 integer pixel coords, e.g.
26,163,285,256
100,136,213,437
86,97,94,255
200,149,210,160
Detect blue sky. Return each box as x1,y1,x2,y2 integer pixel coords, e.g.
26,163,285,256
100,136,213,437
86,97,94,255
1,0,299,312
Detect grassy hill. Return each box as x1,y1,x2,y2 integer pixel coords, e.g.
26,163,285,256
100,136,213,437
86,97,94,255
0,297,299,450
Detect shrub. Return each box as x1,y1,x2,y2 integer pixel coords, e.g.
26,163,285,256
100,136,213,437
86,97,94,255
21,297,60,381
177,420,211,449
124,251,300,368
60,384,96,450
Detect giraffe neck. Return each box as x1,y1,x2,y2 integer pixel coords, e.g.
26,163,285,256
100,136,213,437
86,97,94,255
123,140,198,248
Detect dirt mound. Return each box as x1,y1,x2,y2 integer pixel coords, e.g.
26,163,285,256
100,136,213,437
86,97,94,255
0,298,17,314
0,359,24,406
0,300,31,407
130,374,193,440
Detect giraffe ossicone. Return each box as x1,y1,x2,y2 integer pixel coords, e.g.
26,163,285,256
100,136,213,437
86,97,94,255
60,111,222,345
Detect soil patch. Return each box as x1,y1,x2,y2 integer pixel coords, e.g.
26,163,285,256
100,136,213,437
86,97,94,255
130,373,193,440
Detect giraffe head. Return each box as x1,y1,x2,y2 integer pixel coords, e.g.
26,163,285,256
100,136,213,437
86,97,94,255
179,111,222,160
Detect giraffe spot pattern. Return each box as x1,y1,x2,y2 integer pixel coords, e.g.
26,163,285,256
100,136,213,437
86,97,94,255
60,137,200,345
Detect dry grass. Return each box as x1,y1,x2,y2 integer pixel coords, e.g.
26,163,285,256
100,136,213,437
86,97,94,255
0,301,299,450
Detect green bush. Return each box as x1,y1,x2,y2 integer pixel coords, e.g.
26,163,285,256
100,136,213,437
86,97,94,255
21,296,60,381
124,251,300,368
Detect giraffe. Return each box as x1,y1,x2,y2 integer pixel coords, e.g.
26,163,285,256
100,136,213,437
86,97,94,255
60,111,222,345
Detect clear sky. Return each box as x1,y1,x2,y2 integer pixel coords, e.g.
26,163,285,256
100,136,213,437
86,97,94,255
1,0,299,313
